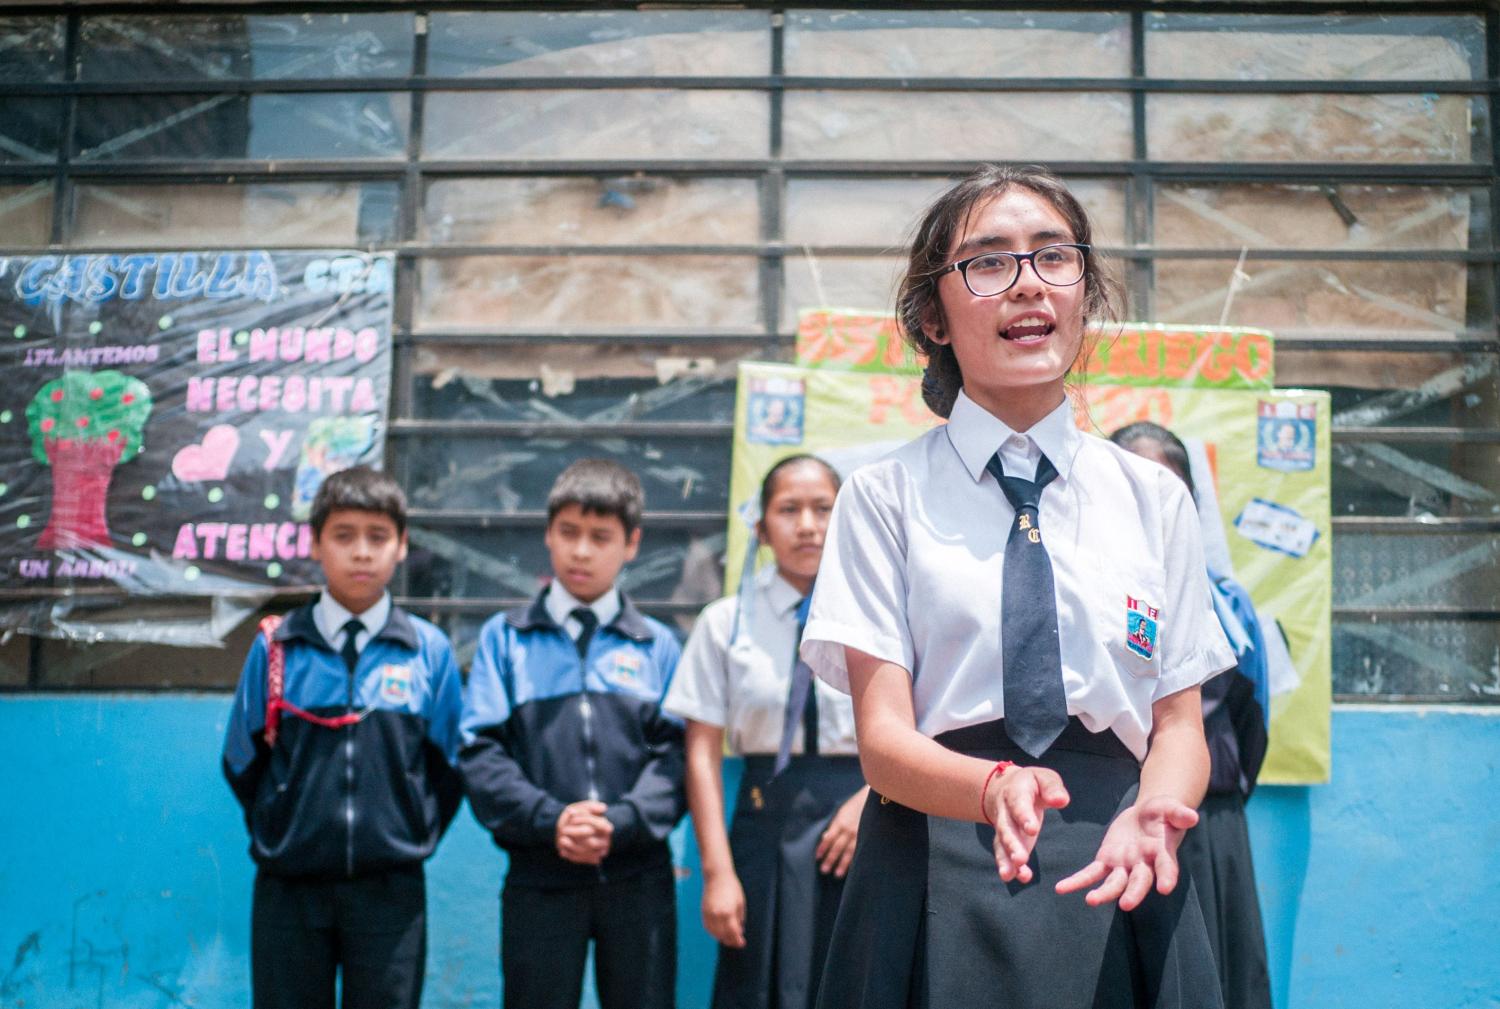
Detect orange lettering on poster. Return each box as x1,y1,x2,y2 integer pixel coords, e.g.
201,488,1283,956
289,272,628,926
1092,328,1273,386
1141,329,1162,380
883,324,916,370
1106,330,1157,380
798,311,896,368
1106,332,1137,380
1161,332,1196,382
1077,386,1174,435
795,312,835,365
869,376,936,427
1198,334,1236,384
1237,331,1272,383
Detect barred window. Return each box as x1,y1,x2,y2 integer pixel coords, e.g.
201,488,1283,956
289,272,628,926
0,6,1494,700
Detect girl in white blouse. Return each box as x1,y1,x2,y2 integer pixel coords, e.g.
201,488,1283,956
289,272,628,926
800,165,1236,1009
666,455,867,1009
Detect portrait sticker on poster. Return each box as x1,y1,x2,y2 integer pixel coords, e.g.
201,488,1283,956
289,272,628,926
1256,400,1316,472
746,376,805,445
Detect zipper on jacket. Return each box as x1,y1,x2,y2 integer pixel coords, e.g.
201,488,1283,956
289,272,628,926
345,655,357,879
578,694,600,802
576,638,605,880
578,636,601,805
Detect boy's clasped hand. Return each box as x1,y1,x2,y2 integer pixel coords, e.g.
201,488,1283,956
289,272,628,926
555,799,613,866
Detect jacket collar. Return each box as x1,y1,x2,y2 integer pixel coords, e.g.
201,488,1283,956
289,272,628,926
609,593,656,643
505,584,656,643
274,596,419,651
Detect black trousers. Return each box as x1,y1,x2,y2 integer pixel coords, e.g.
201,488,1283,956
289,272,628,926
251,865,426,1009
501,864,677,1009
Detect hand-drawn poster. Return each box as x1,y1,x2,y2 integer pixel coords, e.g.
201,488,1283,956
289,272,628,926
0,251,394,602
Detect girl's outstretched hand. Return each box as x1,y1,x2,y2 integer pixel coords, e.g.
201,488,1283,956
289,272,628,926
1054,796,1199,910
986,765,1071,884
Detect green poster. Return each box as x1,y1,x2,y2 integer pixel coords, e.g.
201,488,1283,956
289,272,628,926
727,354,1331,785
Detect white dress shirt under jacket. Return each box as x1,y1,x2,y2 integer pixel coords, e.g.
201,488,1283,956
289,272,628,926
801,390,1235,761
314,590,390,660
545,581,622,643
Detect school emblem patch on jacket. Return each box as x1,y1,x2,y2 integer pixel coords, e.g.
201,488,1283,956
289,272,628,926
604,650,646,691
379,664,413,704
1125,597,1159,660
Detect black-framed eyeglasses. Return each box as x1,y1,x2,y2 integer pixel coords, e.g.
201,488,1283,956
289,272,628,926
932,243,1090,298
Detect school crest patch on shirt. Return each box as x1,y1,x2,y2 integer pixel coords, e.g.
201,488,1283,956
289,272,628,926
605,650,646,691
379,664,413,704
1125,596,1159,660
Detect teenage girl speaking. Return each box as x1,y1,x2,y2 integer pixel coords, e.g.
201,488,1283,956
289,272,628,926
802,164,1237,1009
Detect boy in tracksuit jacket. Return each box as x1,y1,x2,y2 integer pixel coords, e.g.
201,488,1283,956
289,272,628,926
461,458,686,1009
223,466,463,1009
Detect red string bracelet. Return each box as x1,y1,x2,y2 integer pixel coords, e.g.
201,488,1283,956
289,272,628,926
980,760,1016,827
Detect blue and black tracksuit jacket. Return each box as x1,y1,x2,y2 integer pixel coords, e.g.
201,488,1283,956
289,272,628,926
460,588,686,887
222,600,464,879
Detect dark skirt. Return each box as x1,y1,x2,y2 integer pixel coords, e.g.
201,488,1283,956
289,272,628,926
814,718,1224,1009
713,754,866,1009
1176,792,1273,1009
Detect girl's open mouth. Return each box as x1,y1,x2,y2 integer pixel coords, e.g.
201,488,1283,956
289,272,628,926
1001,315,1054,342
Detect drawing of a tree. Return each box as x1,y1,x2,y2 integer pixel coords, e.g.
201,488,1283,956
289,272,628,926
25,370,153,550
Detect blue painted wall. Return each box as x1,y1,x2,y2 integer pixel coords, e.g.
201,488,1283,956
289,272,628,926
1,698,1495,1008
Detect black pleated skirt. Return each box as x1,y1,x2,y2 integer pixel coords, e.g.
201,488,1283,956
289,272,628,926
1176,792,1273,1009
713,754,865,1009
814,718,1224,1009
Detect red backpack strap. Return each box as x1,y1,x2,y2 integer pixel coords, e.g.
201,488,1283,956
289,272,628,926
258,614,286,747
256,613,366,744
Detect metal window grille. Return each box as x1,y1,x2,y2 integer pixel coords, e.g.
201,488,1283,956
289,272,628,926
0,3,1496,700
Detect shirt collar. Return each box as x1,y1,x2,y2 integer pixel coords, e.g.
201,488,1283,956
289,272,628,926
509,583,654,643
944,388,1083,484
281,594,417,651
314,590,390,643
762,567,808,617
544,580,621,630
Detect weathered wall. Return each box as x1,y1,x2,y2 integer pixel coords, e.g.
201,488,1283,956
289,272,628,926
0,697,1495,1008
1246,706,1500,1009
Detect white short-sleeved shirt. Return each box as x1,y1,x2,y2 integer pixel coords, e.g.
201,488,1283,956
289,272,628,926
801,390,1235,761
665,565,859,757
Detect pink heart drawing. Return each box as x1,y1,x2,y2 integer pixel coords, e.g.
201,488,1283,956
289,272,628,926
172,424,240,483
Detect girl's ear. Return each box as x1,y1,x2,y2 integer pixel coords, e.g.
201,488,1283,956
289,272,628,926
921,304,949,346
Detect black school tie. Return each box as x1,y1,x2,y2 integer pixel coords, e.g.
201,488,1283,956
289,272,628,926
773,593,819,777
986,452,1068,758
570,607,599,659
339,617,364,674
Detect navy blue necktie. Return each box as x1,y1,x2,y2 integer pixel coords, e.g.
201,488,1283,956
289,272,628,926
339,618,364,675
773,593,818,776
986,452,1068,758
571,607,599,660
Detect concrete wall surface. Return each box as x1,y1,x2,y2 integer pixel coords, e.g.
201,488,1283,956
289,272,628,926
0,697,1495,1009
